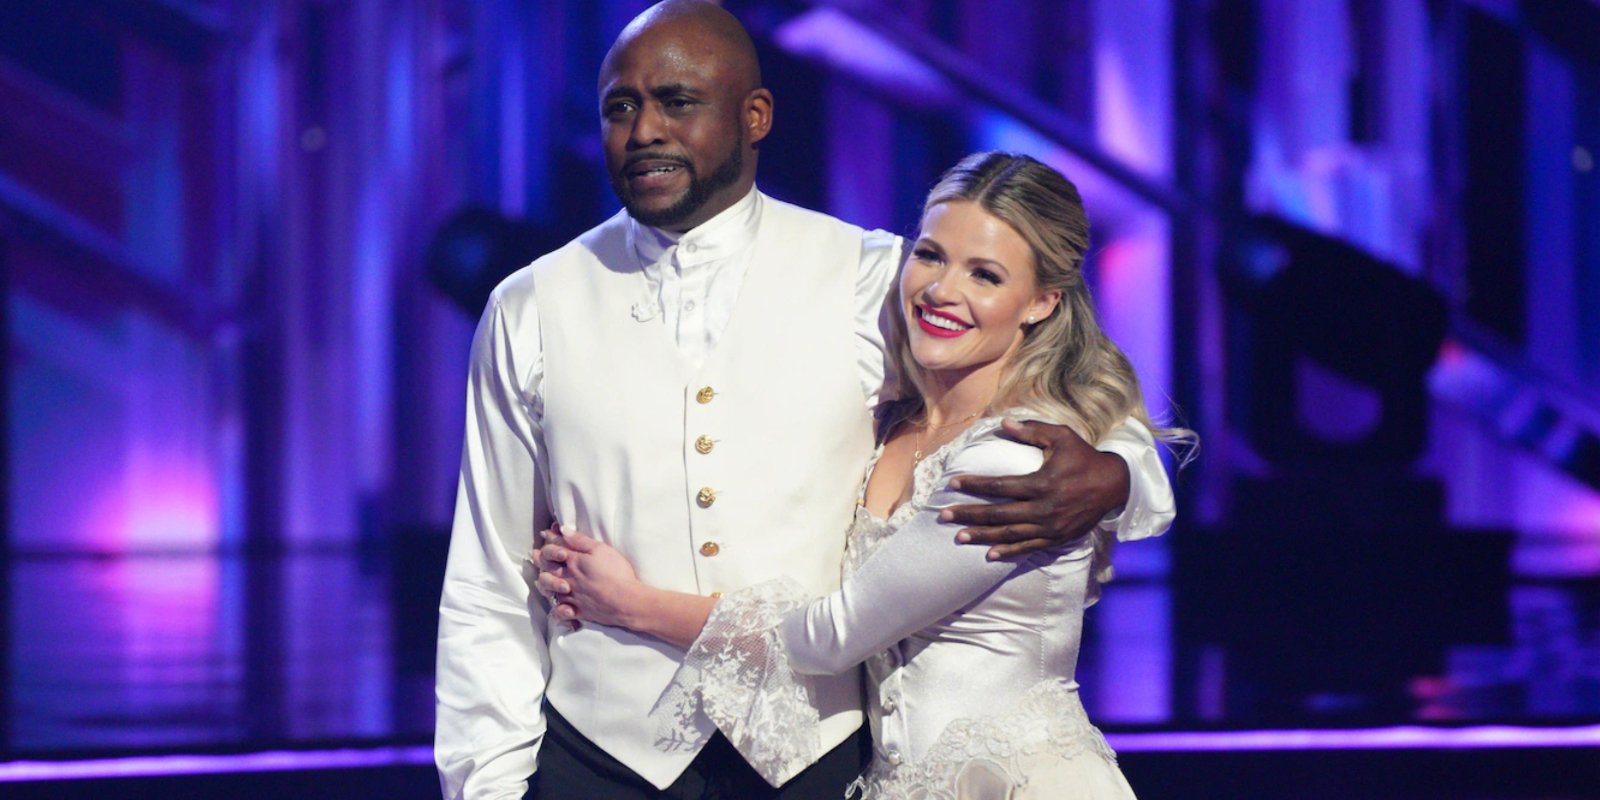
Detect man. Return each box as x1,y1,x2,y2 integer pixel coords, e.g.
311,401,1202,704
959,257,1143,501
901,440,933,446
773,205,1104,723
435,3,1172,798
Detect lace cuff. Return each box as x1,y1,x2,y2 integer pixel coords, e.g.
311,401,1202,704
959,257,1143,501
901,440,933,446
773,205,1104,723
650,578,822,786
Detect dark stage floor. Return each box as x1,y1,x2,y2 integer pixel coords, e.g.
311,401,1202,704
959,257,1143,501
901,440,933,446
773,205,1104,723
5,746,1600,799
5,546,1599,798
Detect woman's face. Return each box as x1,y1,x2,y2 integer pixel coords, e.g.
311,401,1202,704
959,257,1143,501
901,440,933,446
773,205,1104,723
900,201,1060,378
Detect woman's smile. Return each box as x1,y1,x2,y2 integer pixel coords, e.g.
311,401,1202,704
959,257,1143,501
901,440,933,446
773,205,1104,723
913,304,973,338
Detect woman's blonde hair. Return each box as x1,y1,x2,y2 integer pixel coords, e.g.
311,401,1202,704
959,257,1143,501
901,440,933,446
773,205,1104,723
888,151,1195,594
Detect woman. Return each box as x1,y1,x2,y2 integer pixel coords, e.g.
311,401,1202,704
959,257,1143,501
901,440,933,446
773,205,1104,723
539,152,1191,798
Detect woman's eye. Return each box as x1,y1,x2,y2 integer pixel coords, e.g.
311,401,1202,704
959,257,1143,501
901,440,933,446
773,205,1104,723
912,248,940,263
973,268,1002,285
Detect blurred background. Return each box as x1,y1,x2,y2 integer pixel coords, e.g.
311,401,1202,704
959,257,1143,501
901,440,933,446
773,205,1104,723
2,0,1598,797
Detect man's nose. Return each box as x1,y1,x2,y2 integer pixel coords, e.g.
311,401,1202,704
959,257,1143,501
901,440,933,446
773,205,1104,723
628,104,666,148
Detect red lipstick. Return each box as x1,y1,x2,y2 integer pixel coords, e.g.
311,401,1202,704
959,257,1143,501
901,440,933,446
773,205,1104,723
914,305,970,339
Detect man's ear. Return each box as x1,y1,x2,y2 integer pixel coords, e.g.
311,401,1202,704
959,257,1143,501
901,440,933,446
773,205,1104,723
745,88,774,146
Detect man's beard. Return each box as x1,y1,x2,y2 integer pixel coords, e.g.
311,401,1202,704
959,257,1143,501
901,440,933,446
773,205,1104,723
613,136,744,230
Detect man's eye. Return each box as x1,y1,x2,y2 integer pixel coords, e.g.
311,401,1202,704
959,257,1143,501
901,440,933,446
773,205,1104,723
604,102,636,117
666,97,695,109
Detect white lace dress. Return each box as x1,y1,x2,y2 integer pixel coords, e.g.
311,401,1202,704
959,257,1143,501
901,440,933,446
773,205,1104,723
654,416,1166,799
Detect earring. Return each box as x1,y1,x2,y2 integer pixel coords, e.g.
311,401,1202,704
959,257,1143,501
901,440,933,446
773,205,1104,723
1026,315,1036,324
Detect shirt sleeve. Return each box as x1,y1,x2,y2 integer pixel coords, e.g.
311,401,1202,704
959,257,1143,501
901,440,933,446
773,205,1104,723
1092,417,1177,542
435,285,552,800
853,230,905,409
776,435,1093,676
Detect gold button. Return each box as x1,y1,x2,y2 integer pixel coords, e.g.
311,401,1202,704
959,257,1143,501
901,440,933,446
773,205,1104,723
696,386,716,404
700,542,720,557
696,487,717,507
694,435,714,455
710,591,723,599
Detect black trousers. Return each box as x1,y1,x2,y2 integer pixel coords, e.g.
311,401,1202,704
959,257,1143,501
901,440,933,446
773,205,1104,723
528,703,869,800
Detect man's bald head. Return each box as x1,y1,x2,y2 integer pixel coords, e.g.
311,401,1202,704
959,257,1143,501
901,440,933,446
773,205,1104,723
603,0,761,94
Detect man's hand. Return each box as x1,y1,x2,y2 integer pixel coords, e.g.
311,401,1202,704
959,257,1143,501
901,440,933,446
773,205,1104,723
941,419,1130,560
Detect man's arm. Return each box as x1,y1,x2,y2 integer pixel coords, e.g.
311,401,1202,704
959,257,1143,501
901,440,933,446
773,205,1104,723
436,290,551,800
943,417,1177,559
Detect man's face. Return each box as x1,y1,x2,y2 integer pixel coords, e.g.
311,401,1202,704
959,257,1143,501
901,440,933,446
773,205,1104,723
599,27,751,232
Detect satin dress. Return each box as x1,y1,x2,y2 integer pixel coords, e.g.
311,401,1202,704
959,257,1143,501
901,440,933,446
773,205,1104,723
654,415,1170,799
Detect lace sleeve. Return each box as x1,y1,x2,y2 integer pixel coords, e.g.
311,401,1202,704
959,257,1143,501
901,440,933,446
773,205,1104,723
649,578,822,787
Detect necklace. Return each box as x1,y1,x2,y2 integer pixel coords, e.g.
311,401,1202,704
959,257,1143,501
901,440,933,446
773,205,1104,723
911,409,985,462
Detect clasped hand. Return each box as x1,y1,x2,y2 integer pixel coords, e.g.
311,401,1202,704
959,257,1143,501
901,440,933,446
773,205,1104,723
534,527,641,630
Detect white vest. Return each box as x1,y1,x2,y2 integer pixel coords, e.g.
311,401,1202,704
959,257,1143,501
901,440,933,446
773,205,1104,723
535,199,876,788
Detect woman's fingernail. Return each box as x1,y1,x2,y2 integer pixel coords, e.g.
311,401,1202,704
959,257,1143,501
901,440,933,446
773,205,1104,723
955,532,971,543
